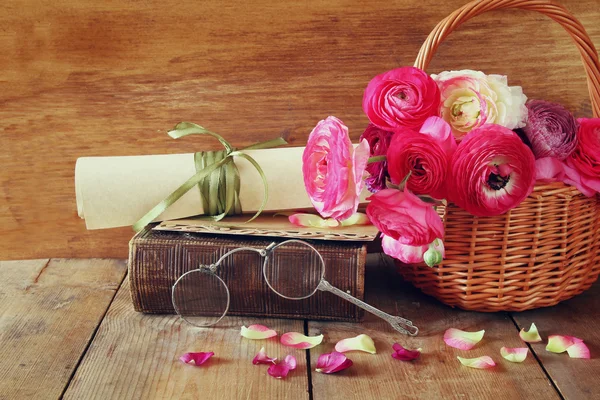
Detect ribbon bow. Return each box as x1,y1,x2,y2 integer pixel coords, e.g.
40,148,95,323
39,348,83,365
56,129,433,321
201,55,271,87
132,122,287,232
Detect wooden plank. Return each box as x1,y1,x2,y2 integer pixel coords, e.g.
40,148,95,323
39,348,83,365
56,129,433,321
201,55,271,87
63,279,309,400
0,259,126,400
511,283,600,399
1,0,599,260
308,264,560,399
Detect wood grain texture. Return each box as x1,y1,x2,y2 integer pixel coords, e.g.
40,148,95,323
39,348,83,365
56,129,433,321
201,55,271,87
1,0,599,259
0,258,126,400
308,263,560,400
511,283,600,399
64,278,309,400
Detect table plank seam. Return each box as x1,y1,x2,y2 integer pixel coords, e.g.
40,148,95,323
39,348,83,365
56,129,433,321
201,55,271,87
508,313,565,400
303,320,314,400
59,268,128,399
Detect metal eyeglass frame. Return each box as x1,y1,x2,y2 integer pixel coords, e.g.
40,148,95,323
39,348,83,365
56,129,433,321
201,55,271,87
172,239,419,336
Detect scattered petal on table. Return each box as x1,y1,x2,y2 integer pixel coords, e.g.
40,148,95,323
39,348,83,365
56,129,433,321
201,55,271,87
339,212,371,226
566,341,591,359
500,347,529,363
179,351,214,366
252,347,277,365
241,324,278,340
457,356,495,369
519,323,542,343
444,328,485,350
391,343,421,361
267,355,297,379
335,334,376,354
315,351,353,374
281,332,324,349
546,335,579,353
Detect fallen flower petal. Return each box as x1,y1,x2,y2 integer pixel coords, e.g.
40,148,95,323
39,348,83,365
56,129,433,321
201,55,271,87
519,323,542,343
280,332,324,349
546,335,578,354
241,324,278,340
252,347,277,365
500,347,529,363
391,343,421,361
179,351,214,366
444,328,485,350
334,334,376,354
267,355,297,379
566,341,591,359
340,212,371,226
289,213,339,228
315,351,353,374
457,356,496,369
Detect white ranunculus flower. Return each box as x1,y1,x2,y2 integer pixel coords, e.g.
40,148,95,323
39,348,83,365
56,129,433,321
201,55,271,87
431,69,527,138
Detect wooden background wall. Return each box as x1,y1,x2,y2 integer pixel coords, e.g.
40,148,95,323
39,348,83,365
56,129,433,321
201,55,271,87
1,0,599,260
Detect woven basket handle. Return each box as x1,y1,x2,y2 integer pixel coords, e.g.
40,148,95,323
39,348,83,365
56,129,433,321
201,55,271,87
414,0,600,117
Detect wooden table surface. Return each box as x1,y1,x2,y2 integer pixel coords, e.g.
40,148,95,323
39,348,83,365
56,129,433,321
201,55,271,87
1,257,598,399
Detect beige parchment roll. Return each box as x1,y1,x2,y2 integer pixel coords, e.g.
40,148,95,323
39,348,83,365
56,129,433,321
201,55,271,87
75,147,314,230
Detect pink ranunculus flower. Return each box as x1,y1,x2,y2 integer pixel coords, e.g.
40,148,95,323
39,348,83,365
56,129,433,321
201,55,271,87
432,70,527,139
366,189,444,246
565,118,600,196
359,124,394,193
302,116,370,221
447,124,536,217
387,116,456,199
363,67,441,132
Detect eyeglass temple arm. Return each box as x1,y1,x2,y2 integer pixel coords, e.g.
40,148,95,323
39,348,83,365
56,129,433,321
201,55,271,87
317,280,419,336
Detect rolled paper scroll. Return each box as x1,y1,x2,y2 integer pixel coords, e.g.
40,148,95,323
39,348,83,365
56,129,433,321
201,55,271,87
76,147,314,230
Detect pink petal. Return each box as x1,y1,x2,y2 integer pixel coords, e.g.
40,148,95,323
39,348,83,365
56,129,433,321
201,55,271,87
443,328,485,350
457,356,496,369
241,324,278,340
179,351,214,366
535,157,565,182
419,116,457,154
546,335,578,353
315,351,353,374
289,213,339,228
283,354,298,370
334,334,376,354
500,347,529,363
519,323,542,343
381,234,426,264
391,343,421,361
566,341,591,359
266,355,298,379
267,363,291,379
252,347,277,365
280,332,324,349
339,212,371,226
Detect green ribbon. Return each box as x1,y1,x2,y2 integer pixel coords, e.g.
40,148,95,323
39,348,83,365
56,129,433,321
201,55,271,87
132,122,287,232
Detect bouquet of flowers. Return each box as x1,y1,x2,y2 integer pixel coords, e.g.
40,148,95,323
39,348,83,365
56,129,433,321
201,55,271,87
297,66,600,266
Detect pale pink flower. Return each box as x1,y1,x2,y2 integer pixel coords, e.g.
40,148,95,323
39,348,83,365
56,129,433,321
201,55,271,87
302,116,370,221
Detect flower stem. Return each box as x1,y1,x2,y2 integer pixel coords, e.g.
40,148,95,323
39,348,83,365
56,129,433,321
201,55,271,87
367,155,386,164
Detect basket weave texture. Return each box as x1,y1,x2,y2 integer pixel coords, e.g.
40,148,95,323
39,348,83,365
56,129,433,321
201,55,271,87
397,0,600,312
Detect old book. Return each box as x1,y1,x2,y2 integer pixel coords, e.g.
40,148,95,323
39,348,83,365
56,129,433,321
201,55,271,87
129,227,367,321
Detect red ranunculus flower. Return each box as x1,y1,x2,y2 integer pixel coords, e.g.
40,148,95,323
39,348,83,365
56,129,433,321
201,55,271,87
366,189,444,246
448,124,536,217
363,67,440,132
359,124,393,193
565,118,600,195
387,116,456,199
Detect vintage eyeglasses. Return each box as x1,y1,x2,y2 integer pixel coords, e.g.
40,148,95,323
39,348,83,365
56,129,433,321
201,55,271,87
172,239,419,336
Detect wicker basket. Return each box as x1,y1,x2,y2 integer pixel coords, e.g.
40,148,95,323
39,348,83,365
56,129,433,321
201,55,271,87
396,0,600,312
